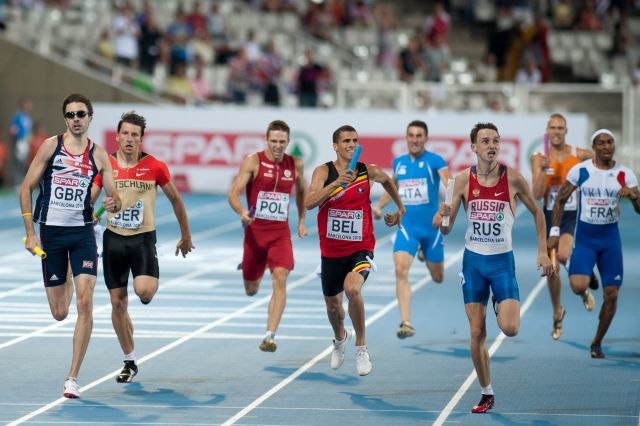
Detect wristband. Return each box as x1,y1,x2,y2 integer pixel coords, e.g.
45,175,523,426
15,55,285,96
22,212,32,217
549,226,560,237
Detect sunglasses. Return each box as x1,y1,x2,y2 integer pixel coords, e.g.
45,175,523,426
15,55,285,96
64,111,89,119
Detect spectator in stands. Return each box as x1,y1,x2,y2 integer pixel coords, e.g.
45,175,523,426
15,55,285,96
191,55,213,105
208,2,227,43
138,6,163,75
244,29,262,63
28,121,47,168
303,1,335,41
256,39,283,106
166,7,194,74
576,1,602,31
424,2,450,47
374,4,397,72
475,52,498,82
186,0,208,33
423,32,450,82
227,48,252,104
296,48,329,107
111,1,139,67
346,0,372,27
166,62,194,104
9,97,32,186
515,55,542,85
189,27,214,66
552,0,575,30
96,29,114,61
397,34,424,83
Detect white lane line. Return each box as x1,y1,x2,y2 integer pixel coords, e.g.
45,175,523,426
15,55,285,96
432,276,547,426
7,266,322,426
221,247,466,426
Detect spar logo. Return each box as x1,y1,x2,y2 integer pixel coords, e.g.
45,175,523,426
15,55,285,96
103,130,318,168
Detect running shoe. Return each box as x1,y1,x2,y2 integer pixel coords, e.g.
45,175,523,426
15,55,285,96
589,274,599,290
355,346,372,376
63,378,80,398
330,329,351,370
116,360,138,383
471,394,494,413
396,321,416,339
259,336,277,352
581,289,595,311
551,307,566,340
590,343,605,359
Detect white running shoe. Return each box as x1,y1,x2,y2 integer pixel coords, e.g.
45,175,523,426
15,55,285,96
330,329,351,370
355,346,372,376
63,378,80,398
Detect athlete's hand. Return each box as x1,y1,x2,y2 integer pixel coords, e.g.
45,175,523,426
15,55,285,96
537,252,555,277
531,153,549,171
431,211,442,228
102,196,120,213
240,209,255,227
384,209,403,228
175,236,194,258
619,186,639,201
298,222,308,238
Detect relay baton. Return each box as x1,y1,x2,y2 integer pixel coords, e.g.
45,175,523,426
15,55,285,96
95,205,106,219
543,133,550,157
550,248,557,273
242,206,256,228
441,178,455,227
22,237,47,259
341,145,363,188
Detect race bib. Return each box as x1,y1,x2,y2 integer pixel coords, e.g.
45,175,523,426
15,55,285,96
109,199,144,229
546,185,577,211
398,178,428,206
327,208,363,241
254,191,289,222
49,174,90,210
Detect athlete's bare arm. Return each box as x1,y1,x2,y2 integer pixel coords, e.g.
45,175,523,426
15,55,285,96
530,153,549,200
367,163,404,227
438,169,469,235
228,153,259,225
94,146,121,213
19,136,58,253
510,168,553,276
576,146,594,161
304,164,336,210
161,180,194,257
293,157,308,237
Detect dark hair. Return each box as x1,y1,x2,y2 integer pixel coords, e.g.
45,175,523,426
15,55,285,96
407,120,428,135
62,93,93,117
470,122,499,144
118,111,147,136
266,120,290,138
332,125,357,144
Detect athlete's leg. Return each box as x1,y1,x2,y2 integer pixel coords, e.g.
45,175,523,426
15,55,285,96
66,273,96,380
426,261,444,283
344,271,366,346
266,266,288,333
592,285,619,346
393,251,414,324
110,286,134,355
325,293,346,341
495,299,520,337
465,302,490,387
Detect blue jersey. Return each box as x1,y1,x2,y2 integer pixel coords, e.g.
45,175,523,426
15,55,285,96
567,159,638,239
34,135,98,226
392,150,447,224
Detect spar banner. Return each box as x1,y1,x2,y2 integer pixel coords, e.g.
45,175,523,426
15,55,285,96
91,105,589,193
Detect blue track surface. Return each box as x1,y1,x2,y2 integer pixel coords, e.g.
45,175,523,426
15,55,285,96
0,191,638,425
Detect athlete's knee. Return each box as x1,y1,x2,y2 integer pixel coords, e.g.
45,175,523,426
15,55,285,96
469,326,486,342
431,271,444,283
603,286,619,304
500,323,519,337
344,284,361,301
244,281,259,296
556,252,570,265
135,288,156,304
51,306,69,321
